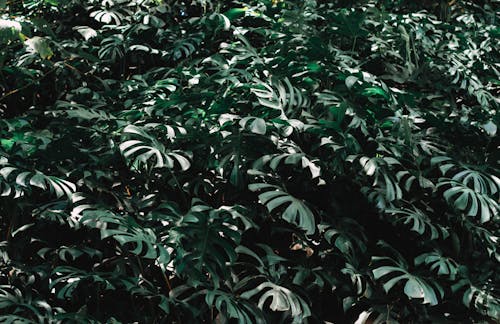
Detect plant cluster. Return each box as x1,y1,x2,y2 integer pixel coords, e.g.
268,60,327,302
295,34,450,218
0,0,498,322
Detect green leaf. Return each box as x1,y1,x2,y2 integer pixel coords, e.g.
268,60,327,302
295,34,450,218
73,26,98,40
249,183,315,234
240,282,311,320
25,36,53,59
362,87,389,100
345,76,359,89
240,117,267,135
372,257,442,305
404,278,424,299
224,8,247,21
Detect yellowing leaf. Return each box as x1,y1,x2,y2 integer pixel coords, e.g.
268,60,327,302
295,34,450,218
25,36,53,59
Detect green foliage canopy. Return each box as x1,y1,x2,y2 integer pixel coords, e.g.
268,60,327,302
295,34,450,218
0,0,498,322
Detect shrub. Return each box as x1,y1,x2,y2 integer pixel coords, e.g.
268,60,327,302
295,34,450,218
0,0,498,322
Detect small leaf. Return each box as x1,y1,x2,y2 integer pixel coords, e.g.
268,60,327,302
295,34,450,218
73,26,98,40
345,76,359,89
481,121,497,136
362,87,389,100
25,36,53,59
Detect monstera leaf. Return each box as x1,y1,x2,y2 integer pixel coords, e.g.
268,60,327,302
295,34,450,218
248,182,316,234
49,266,136,299
372,256,444,305
240,282,311,322
170,200,242,287
251,78,310,117
0,165,75,198
385,207,449,240
0,0,499,323
81,210,169,262
415,251,459,280
119,124,191,171
253,151,321,179
205,289,265,324
0,286,54,322
440,180,498,223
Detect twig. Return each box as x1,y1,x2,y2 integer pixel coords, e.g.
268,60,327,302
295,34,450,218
0,66,57,102
161,271,182,324
161,270,173,291
0,57,78,103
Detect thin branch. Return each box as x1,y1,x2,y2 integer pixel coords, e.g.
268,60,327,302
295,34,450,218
0,66,57,102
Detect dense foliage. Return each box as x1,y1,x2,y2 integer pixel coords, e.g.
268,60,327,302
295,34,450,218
0,0,499,322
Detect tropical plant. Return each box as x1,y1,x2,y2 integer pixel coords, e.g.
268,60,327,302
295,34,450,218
0,0,498,322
